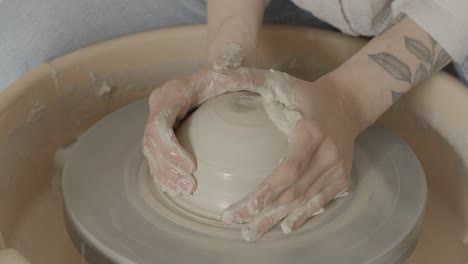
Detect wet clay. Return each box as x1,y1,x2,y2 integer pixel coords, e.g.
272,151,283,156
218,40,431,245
175,91,289,217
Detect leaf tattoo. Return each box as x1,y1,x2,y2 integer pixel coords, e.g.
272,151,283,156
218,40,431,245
428,34,437,54
369,33,452,105
433,49,451,71
405,36,432,65
392,91,404,103
383,13,407,33
414,63,428,84
369,53,412,83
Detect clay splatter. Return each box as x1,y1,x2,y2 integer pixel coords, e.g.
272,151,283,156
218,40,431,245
96,81,113,96
27,101,47,123
45,63,61,92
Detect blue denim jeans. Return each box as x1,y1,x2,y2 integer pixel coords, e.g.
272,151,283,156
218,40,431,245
0,0,466,91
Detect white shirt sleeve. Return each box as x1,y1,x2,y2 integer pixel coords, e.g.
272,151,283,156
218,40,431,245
392,0,468,63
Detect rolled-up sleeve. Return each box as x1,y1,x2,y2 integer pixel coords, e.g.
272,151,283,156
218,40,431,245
392,0,468,63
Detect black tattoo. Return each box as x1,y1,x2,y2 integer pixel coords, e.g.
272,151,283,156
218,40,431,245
428,34,438,54
433,48,451,71
391,90,403,102
414,63,428,84
405,36,432,65
369,53,412,84
369,34,452,103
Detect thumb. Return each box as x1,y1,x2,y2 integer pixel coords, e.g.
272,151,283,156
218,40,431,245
212,42,246,73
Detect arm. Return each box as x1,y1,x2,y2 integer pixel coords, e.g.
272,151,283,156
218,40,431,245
207,0,266,66
331,15,451,131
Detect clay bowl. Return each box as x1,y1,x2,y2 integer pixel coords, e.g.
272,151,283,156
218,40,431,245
176,91,288,218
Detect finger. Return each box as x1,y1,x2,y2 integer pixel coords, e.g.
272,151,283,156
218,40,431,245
241,198,305,242
212,42,245,72
216,67,264,92
303,137,343,180
142,139,197,195
148,80,193,115
269,160,340,209
145,112,195,174
280,192,328,234
198,68,293,110
281,171,350,234
265,120,327,206
284,119,323,165
222,120,321,224
271,137,343,206
193,69,265,105
213,67,272,95
295,161,346,207
146,81,198,174
334,188,350,199
222,183,277,224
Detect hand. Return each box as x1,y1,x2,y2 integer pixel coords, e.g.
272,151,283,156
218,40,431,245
142,43,257,195
221,69,365,241
142,0,266,195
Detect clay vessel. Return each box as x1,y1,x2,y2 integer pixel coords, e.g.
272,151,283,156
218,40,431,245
176,91,288,218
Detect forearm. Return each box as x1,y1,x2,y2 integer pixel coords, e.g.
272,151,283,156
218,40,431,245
206,0,266,66
329,15,451,131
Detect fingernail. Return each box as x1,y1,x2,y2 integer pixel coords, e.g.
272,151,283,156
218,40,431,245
312,208,325,216
334,191,349,199
160,184,169,193
222,210,243,224
162,182,179,196
176,178,195,194
247,199,260,215
280,207,325,234
281,221,293,234
241,226,260,242
247,185,271,214
180,161,194,174
174,160,193,174
222,210,235,224
223,201,251,224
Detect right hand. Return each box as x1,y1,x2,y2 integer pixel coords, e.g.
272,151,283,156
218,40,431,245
142,43,255,195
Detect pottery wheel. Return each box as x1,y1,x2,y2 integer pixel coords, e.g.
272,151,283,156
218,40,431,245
63,96,427,264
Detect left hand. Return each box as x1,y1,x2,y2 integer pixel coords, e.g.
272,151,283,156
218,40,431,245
142,43,256,195
221,68,366,242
